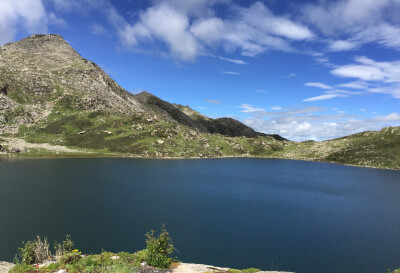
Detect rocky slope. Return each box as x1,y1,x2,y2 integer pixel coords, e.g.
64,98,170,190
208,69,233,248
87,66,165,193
0,34,149,134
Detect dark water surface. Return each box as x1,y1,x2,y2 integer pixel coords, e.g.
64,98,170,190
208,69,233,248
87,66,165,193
1,158,400,273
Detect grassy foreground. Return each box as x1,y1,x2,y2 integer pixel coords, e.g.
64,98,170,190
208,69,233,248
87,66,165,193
9,228,267,273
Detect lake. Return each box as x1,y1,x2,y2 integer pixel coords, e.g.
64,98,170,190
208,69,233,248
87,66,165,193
0,158,400,273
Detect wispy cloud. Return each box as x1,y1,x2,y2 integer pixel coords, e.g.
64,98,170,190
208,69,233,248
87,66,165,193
303,94,339,101
330,56,400,98
89,23,107,35
305,82,333,89
238,104,266,113
218,56,248,65
205,99,221,104
221,71,240,75
327,39,358,51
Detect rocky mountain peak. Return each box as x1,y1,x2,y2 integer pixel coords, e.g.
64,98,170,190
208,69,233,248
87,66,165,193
3,34,71,51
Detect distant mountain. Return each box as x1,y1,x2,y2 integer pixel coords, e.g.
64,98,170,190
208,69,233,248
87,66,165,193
0,34,398,170
134,91,286,140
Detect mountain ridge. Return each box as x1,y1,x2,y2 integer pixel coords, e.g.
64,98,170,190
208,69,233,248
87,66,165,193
0,34,399,170
0,34,282,140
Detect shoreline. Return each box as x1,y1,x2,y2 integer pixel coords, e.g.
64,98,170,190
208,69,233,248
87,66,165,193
1,153,399,171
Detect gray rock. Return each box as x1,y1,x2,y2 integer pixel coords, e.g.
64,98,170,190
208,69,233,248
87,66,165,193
0,261,14,273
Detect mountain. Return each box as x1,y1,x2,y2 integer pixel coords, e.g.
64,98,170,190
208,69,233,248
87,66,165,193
0,34,399,170
0,34,282,139
0,34,286,158
133,91,286,140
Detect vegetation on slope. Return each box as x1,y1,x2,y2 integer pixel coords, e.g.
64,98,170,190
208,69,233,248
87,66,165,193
272,126,400,169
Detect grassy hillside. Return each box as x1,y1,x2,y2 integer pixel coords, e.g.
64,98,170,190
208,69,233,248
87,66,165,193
272,126,400,169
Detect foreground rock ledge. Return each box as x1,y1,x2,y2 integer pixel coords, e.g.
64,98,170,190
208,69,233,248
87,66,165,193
161,263,293,273
0,262,13,273
0,261,293,273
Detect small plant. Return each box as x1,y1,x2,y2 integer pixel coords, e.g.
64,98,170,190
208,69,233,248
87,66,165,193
54,234,75,256
17,240,36,265
16,235,50,265
144,224,174,269
60,251,81,265
15,234,75,265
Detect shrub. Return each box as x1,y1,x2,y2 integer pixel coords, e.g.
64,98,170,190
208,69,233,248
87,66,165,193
17,236,50,265
54,234,75,257
15,235,75,265
59,250,81,265
144,224,174,269
17,241,36,265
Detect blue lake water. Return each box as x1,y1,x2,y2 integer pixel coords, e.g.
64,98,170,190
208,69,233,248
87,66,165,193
0,158,400,273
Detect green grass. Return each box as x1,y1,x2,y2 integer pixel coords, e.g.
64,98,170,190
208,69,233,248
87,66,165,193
5,105,400,169
10,252,140,273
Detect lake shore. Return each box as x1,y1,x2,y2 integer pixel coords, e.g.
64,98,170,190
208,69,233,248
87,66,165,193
1,152,399,171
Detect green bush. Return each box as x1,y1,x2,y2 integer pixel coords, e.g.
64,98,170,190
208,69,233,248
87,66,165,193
17,241,36,265
59,251,81,265
15,235,74,265
144,225,174,269
54,234,75,257
16,236,50,265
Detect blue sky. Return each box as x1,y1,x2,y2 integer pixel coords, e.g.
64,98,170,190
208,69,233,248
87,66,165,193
1,0,400,141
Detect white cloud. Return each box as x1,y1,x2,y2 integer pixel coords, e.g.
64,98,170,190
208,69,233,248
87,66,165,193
137,3,199,61
190,17,224,46
0,0,49,44
237,2,313,41
271,106,283,110
239,104,266,113
328,40,358,51
217,56,248,65
336,81,369,89
243,109,400,141
94,0,315,61
329,56,400,99
303,94,340,101
332,64,387,81
304,82,333,89
303,0,400,51
332,56,400,82
221,71,240,75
